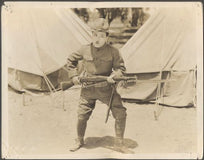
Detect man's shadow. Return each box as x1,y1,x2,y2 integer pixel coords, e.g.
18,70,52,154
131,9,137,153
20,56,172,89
83,136,138,154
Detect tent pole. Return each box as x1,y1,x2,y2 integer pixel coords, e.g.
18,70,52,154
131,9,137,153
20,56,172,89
163,70,172,100
156,70,171,119
44,75,61,108
44,74,56,92
154,71,162,120
22,93,26,106
43,75,53,94
43,73,55,91
43,75,57,107
192,68,197,107
62,91,66,111
44,74,66,110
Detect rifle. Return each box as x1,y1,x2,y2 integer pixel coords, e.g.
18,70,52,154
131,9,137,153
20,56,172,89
60,76,175,91
60,76,136,91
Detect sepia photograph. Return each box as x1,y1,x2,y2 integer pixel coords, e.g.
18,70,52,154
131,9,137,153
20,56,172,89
1,1,203,159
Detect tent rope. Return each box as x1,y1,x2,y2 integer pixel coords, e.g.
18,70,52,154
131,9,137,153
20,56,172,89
43,75,53,93
43,74,57,92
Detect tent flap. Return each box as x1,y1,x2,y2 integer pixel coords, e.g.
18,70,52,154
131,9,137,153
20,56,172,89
3,6,91,91
120,7,198,107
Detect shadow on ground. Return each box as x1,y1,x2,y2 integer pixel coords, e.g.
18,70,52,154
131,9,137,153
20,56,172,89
84,136,138,154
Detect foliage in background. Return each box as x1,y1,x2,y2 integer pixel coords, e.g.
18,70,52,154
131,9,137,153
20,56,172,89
72,8,149,28
72,8,89,23
96,8,123,24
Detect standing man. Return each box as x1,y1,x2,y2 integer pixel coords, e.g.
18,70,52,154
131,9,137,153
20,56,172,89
67,18,127,152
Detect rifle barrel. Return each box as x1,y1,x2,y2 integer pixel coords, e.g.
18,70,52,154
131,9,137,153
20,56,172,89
136,79,175,83
80,76,136,83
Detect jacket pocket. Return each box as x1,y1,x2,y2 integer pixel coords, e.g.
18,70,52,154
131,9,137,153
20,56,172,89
97,55,113,73
83,53,96,74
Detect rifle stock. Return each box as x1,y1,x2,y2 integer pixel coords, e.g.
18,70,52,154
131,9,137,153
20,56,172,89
60,81,74,91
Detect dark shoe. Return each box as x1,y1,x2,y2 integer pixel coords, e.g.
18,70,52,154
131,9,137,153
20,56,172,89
69,138,84,152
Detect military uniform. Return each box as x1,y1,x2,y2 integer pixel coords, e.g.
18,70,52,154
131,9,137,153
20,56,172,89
67,18,127,152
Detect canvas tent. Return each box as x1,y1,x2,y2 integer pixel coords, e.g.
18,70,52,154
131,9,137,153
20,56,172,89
3,4,92,92
120,7,199,107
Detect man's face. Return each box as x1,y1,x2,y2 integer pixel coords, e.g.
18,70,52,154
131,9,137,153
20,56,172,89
92,31,108,48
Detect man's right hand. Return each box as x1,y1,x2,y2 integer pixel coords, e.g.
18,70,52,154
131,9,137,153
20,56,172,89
72,76,81,85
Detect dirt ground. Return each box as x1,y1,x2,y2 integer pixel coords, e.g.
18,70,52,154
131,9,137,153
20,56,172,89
6,87,197,158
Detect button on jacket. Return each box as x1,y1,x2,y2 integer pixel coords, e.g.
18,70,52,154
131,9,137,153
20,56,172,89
67,43,126,78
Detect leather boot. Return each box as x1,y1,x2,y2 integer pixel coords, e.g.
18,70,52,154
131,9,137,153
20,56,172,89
114,118,126,150
69,137,84,152
69,119,87,152
115,118,126,139
114,118,133,154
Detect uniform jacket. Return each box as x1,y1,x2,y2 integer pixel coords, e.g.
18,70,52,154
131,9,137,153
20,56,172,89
67,43,126,78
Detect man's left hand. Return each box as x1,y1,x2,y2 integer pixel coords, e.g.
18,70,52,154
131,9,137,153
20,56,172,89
107,74,116,84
